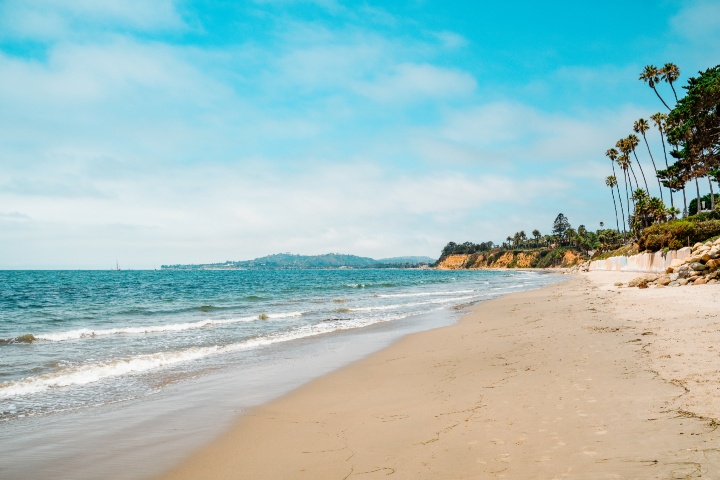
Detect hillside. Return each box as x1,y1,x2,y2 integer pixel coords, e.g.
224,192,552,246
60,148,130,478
161,253,435,270
435,248,584,270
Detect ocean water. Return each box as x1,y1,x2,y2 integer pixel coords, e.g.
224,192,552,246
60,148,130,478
0,269,560,479
0,269,559,422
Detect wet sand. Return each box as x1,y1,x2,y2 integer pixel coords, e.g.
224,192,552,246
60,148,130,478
157,271,720,479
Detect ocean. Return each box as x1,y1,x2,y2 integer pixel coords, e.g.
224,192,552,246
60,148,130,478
0,269,561,479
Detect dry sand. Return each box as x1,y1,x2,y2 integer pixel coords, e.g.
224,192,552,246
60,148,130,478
157,271,720,479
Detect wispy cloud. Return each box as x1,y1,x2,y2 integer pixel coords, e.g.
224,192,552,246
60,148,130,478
0,1,708,268
0,0,186,40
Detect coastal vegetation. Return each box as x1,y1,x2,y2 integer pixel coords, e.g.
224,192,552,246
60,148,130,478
435,213,623,269
602,63,719,245
438,63,719,269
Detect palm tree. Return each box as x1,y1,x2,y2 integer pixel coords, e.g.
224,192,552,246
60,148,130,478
605,175,622,234
605,148,627,232
626,134,650,193
650,112,675,210
639,65,671,110
532,229,541,247
633,118,664,201
616,138,639,190
660,63,680,103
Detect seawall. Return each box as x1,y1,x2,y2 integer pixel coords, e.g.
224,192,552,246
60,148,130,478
588,247,692,273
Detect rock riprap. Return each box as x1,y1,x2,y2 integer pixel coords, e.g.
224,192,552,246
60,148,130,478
617,238,720,288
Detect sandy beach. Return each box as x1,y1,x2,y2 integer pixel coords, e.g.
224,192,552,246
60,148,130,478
157,271,720,479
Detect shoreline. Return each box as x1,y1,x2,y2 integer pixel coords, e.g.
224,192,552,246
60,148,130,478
157,271,720,479
0,270,559,480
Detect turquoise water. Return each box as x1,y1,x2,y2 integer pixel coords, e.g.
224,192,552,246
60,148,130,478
0,269,559,423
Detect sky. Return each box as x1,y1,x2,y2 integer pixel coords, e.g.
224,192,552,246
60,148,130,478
1,0,719,269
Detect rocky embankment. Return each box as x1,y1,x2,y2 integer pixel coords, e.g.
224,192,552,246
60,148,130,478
619,238,720,288
435,250,581,270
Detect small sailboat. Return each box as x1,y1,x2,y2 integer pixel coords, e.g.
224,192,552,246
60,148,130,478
116,260,121,271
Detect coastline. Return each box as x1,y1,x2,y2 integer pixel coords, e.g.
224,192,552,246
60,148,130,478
157,271,720,479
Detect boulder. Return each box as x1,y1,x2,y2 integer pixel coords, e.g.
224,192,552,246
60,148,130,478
657,276,672,286
678,278,689,286
613,282,624,287
706,259,719,270
670,258,686,268
710,279,719,285
694,277,708,285
715,238,720,245
693,242,704,251
686,255,703,264
702,253,712,262
669,281,679,287
670,273,679,281
690,262,708,271
637,279,649,289
628,277,645,287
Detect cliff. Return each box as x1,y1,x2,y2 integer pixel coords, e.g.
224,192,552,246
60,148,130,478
435,249,583,270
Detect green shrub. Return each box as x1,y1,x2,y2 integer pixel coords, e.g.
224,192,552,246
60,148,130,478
638,219,720,251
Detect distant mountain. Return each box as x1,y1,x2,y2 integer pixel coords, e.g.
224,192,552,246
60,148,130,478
161,253,435,270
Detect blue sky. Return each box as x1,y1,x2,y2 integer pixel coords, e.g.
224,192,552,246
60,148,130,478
1,0,719,269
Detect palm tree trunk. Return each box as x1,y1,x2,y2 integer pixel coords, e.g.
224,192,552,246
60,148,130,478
669,82,678,103
641,134,663,202
653,86,671,110
659,131,674,209
610,162,627,236
611,188,620,234
709,177,716,211
696,177,702,214
617,185,627,237
629,164,640,191
632,150,650,193
623,171,632,230
682,187,688,217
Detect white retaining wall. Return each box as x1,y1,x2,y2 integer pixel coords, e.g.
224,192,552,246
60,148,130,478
588,247,692,273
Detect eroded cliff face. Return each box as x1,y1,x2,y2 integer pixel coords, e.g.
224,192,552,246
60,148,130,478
435,250,582,270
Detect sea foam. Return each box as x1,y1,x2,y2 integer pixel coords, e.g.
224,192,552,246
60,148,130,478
0,312,404,399
30,311,304,342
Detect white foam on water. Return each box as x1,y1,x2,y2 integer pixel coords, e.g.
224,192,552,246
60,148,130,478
350,295,476,312
0,312,408,400
376,289,475,298
32,311,304,342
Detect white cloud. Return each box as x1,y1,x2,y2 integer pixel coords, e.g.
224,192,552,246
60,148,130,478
670,0,720,42
433,31,469,49
0,8,649,268
0,158,572,268
0,0,186,39
353,63,476,102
